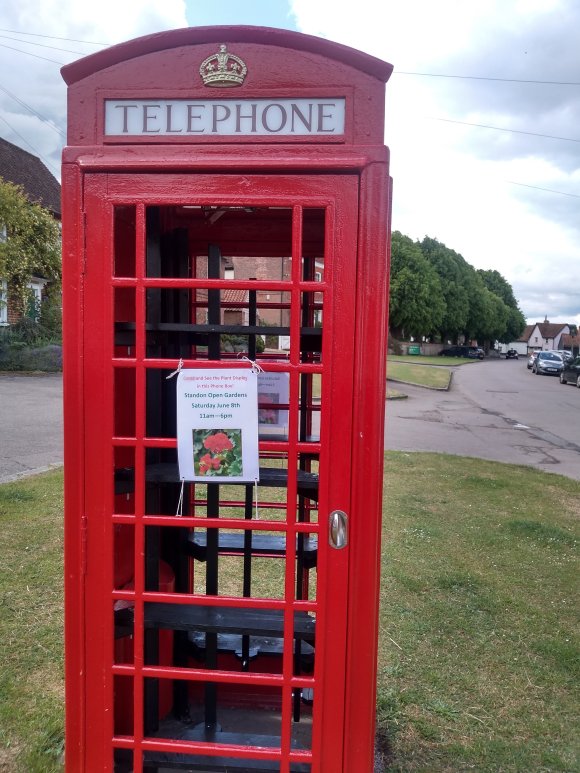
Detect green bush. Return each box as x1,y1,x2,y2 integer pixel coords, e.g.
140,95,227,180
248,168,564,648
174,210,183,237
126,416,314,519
221,333,265,354
39,291,62,340
0,343,62,371
0,319,62,371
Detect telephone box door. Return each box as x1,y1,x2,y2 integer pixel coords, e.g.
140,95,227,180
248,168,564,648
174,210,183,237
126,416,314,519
78,171,359,772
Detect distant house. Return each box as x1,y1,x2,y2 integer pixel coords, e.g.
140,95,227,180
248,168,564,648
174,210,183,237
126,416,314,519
0,137,61,325
525,320,570,352
520,324,535,348
560,332,580,358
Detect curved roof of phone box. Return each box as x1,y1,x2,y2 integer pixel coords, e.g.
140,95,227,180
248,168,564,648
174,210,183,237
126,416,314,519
61,25,393,86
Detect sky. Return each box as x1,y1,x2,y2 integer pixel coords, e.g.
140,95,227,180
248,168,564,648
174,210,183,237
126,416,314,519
0,0,578,327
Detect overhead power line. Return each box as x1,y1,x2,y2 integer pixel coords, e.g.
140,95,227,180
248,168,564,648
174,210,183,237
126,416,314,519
0,28,578,87
507,181,580,199
429,116,580,143
0,28,577,199
0,83,65,139
0,27,107,46
0,33,88,56
0,42,65,65
0,114,59,177
396,70,580,86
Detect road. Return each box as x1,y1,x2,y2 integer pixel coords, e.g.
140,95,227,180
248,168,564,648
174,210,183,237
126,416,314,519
385,357,580,480
0,359,579,483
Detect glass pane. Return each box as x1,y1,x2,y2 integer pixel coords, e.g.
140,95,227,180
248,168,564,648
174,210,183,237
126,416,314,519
291,682,314,753
114,446,135,514
114,368,135,438
298,373,321,443
113,205,136,277
299,291,323,365
142,676,284,748
114,524,134,591
302,208,325,279
113,287,135,357
113,675,133,736
145,206,293,280
113,748,133,772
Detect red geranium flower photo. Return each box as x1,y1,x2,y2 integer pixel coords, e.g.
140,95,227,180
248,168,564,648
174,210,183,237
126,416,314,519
193,429,243,477
203,431,234,453
198,453,222,474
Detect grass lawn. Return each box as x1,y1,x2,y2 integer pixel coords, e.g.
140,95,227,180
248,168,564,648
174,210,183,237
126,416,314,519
379,453,579,772
0,470,64,773
387,388,408,400
389,355,479,367
388,361,452,389
1,459,578,772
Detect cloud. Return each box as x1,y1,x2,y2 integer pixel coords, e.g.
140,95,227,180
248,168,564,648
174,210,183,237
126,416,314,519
290,0,580,323
0,0,577,324
0,1,188,172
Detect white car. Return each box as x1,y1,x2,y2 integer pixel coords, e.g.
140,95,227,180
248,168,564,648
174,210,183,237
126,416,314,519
554,349,573,362
527,351,540,370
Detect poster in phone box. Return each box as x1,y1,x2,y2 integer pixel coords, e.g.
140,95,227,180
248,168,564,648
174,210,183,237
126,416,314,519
177,368,260,482
257,371,290,437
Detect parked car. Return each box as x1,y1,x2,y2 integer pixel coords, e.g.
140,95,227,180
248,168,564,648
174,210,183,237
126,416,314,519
527,351,539,370
559,355,580,387
505,349,519,359
532,351,564,376
438,346,484,359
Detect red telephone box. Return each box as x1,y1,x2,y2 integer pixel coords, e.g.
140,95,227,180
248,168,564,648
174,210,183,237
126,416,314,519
61,27,392,773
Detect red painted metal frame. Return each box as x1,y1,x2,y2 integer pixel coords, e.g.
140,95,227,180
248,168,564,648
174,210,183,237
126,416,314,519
62,25,391,773
74,173,361,771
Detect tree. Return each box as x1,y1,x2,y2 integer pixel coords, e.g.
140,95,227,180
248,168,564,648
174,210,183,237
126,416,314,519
484,289,509,342
420,237,469,342
504,306,527,343
477,269,517,307
478,268,526,343
389,232,445,339
0,177,61,319
388,231,525,348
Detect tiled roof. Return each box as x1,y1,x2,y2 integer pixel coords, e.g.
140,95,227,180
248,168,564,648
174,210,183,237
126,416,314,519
523,322,569,341
519,324,535,342
0,137,61,217
222,289,248,309
537,322,568,338
560,333,580,347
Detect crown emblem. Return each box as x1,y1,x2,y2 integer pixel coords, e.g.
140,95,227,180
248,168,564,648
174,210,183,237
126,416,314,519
200,44,247,87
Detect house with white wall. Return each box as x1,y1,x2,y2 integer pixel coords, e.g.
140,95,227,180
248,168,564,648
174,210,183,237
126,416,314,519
0,137,61,326
525,320,570,351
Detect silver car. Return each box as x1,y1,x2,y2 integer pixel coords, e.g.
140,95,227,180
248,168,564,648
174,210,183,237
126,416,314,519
532,351,564,376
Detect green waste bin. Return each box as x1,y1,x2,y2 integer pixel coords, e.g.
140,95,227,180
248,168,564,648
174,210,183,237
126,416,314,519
408,344,421,355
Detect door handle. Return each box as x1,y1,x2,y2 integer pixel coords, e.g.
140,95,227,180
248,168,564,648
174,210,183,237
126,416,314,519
329,510,348,549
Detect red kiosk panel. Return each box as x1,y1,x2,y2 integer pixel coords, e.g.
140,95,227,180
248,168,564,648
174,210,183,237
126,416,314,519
62,26,392,773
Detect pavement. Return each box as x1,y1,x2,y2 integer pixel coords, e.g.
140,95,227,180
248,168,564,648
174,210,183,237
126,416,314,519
0,372,63,483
